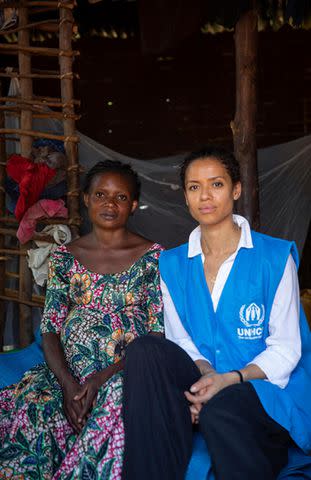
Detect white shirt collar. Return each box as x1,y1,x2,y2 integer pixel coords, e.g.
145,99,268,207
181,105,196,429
187,214,253,258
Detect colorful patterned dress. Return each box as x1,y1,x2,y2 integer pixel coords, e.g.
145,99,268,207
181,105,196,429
0,244,164,479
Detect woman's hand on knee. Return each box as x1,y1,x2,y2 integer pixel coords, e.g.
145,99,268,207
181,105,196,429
185,372,235,404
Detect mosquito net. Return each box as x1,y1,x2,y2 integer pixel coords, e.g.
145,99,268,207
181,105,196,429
5,115,311,255
2,78,311,347
4,76,311,256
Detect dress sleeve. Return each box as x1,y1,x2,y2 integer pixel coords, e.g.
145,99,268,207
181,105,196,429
144,248,164,334
40,249,71,335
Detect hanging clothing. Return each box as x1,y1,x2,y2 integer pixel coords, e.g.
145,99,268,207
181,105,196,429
4,176,67,215
6,154,56,221
32,138,65,154
27,225,72,286
16,199,68,244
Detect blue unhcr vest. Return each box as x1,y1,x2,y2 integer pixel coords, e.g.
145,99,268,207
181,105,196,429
159,231,311,478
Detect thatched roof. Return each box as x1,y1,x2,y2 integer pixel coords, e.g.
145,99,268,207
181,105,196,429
1,0,311,47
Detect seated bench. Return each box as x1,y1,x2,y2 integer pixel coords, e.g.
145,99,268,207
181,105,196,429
1,335,310,479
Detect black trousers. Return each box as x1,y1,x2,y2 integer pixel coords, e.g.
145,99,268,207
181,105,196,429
122,336,291,480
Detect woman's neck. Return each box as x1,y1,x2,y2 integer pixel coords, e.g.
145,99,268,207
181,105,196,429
200,216,241,256
90,226,130,249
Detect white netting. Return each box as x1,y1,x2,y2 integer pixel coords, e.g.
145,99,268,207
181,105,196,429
3,87,311,346
4,84,311,255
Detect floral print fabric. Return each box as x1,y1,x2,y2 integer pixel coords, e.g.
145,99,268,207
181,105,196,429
0,244,164,479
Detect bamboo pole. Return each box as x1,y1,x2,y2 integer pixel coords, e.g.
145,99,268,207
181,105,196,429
30,0,75,7
18,8,33,158
0,294,44,308
2,1,75,9
6,272,20,279
24,7,66,15
7,93,80,103
0,71,79,80
59,2,80,239
4,288,45,304
32,68,77,75
18,4,33,348
0,229,18,237
0,44,80,58
0,96,80,107
3,110,81,121
0,82,6,350
0,19,59,36
231,8,260,229
19,240,34,347
0,248,28,255
0,128,79,142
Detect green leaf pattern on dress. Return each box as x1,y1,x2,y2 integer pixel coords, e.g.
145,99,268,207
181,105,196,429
0,243,164,479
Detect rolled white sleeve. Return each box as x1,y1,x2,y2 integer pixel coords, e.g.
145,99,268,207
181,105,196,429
160,278,210,363
249,254,301,388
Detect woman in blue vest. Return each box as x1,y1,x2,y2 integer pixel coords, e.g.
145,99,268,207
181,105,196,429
122,146,311,480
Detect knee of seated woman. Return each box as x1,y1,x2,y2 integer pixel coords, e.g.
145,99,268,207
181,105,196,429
199,383,253,423
126,334,163,358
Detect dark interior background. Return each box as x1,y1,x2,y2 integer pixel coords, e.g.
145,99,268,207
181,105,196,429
0,3,310,286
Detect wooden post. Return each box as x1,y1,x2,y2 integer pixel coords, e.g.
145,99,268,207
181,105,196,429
18,5,33,158
18,4,33,347
231,8,260,230
0,81,6,350
59,2,80,238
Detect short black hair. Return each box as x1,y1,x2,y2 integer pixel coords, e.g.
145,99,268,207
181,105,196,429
180,146,241,189
83,160,141,201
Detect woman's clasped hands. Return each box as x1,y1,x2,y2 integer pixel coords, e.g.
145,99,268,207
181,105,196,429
185,372,237,424
63,367,116,433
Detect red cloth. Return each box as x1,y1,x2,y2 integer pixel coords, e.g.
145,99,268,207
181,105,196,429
16,199,68,244
7,154,56,221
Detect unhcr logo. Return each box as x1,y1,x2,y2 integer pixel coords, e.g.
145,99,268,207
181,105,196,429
237,303,265,340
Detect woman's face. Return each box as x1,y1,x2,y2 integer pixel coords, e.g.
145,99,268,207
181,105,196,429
84,172,138,229
184,157,241,227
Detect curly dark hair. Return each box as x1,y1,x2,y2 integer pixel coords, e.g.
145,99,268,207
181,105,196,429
83,160,141,201
180,146,241,189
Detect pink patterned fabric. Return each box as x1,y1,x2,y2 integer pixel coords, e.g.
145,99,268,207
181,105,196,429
16,199,67,244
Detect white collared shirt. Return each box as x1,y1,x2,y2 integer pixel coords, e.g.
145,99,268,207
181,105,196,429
161,214,301,389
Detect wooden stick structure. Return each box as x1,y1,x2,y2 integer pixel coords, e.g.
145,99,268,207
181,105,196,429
0,0,81,350
0,128,79,142
0,294,45,309
0,19,59,36
231,9,260,229
3,109,81,121
18,4,35,348
0,83,6,349
0,43,79,58
0,71,79,80
2,1,75,10
59,2,80,239
0,96,80,107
